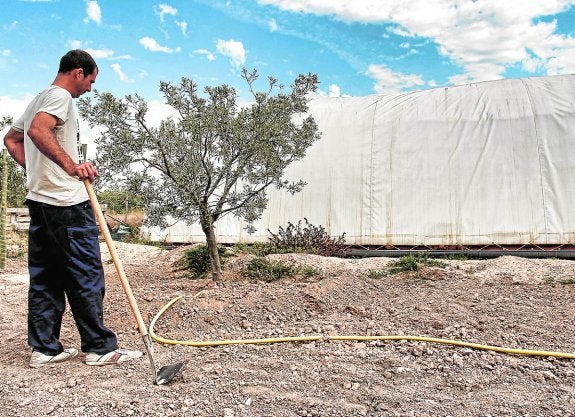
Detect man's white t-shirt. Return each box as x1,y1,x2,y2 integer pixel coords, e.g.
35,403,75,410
13,85,88,206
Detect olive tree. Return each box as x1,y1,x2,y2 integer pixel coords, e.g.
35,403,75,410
78,69,320,280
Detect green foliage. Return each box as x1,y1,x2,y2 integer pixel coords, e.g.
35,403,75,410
544,276,575,286
366,255,448,278
119,228,164,247
242,257,320,282
78,69,320,280
1,116,27,207
268,218,349,257
5,159,26,207
233,242,275,257
243,257,294,282
177,244,228,279
298,265,321,277
387,255,448,275
97,189,144,213
367,270,388,279
5,231,27,258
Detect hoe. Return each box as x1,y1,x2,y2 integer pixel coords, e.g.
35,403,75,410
84,180,185,385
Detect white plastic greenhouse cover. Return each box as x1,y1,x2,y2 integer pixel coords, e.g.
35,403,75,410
145,74,575,246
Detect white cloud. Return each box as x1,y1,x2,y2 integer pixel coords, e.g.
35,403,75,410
69,40,82,49
0,95,40,145
68,41,121,60
85,48,116,59
194,49,216,61
216,39,246,68
268,18,278,32
3,21,18,31
176,20,188,36
0,95,32,119
313,83,350,98
154,3,187,36
546,40,575,75
84,0,102,25
111,63,134,83
260,0,575,84
367,64,425,95
328,84,341,97
155,3,178,23
146,100,180,127
139,37,180,53
0,49,17,70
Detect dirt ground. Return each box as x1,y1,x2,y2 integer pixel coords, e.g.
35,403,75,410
1,242,575,417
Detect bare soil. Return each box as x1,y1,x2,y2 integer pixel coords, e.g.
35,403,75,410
1,242,575,417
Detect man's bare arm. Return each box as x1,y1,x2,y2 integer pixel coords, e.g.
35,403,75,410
3,128,26,169
27,112,98,182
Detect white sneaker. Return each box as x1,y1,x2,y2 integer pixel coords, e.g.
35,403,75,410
84,348,143,366
29,348,79,368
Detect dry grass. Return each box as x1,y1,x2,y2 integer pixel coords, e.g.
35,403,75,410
4,230,27,258
105,209,145,229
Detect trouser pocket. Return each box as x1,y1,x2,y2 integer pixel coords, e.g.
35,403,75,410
67,225,102,275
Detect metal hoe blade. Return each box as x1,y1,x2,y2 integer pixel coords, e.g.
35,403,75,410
155,362,186,385
143,334,186,385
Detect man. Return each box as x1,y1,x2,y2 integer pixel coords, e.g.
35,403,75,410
3,50,142,368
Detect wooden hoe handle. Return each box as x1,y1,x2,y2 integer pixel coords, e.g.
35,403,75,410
84,179,149,337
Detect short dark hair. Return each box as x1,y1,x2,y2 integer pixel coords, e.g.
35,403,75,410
58,49,98,75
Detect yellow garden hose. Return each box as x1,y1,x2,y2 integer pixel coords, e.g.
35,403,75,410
149,295,575,359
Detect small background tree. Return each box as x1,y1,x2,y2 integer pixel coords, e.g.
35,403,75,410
79,69,320,280
98,188,144,215
3,157,27,208
1,117,13,268
0,116,27,208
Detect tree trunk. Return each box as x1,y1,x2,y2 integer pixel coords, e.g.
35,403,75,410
202,220,222,281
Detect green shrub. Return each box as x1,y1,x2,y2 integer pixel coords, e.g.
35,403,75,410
387,255,447,275
243,257,294,282
299,265,321,277
267,218,349,257
5,230,27,258
243,257,320,282
177,244,227,279
97,189,144,214
367,270,388,279
544,276,575,285
233,242,275,257
122,231,163,247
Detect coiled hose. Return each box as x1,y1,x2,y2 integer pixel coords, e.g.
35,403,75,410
149,295,575,359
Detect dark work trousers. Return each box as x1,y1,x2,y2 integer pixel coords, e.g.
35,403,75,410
26,199,118,355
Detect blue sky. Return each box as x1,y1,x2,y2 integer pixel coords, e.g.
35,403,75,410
2,0,575,137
